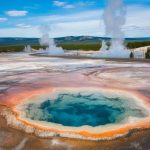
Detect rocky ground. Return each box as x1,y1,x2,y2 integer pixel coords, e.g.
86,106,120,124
0,53,150,150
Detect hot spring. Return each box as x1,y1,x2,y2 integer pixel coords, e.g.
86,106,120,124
23,91,147,127
13,88,150,140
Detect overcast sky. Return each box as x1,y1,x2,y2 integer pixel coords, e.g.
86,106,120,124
0,0,150,37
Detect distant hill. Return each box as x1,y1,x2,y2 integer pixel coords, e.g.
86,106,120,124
0,38,39,46
0,36,150,46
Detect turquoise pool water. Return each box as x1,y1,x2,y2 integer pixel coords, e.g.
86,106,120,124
24,92,146,127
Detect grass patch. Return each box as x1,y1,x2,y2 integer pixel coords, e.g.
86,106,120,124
58,43,101,51
0,41,150,53
0,45,25,53
127,41,150,49
0,45,46,53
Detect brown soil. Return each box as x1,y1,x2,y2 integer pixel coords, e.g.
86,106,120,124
0,106,150,150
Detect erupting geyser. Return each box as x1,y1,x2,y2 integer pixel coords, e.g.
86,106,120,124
24,45,32,53
101,40,108,51
40,34,64,56
39,25,64,56
95,0,130,58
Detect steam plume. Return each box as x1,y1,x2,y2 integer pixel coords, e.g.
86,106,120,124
97,0,130,58
39,25,64,56
24,45,32,53
103,0,126,40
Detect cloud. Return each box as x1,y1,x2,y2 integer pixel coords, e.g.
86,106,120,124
64,4,75,9
0,19,102,38
50,19,103,37
16,23,31,28
0,18,8,22
53,1,75,9
123,5,150,37
25,10,102,24
77,1,96,7
0,26,40,37
0,5,150,37
0,10,102,37
5,10,28,17
53,1,66,7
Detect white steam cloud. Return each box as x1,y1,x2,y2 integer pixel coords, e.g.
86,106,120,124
24,45,32,53
103,0,126,39
94,0,130,58
39,25,64,56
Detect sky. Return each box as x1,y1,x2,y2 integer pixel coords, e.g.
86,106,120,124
0,0,150,38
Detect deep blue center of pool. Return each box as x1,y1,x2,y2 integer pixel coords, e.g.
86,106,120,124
25,93,146,127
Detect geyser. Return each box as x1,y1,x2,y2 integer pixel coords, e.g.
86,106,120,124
39,25,64,56
96,0,130,58
24,45,32,53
